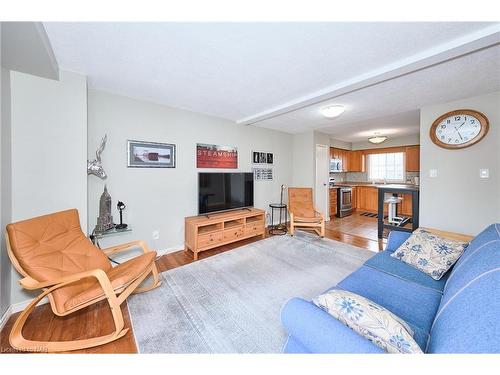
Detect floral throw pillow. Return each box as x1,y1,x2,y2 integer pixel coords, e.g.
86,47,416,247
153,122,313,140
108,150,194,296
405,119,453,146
390,228,468,280
313,289,423,354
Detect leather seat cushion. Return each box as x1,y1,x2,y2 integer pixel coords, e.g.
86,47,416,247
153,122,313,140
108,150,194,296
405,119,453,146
64,251,157,310
7,209,113,313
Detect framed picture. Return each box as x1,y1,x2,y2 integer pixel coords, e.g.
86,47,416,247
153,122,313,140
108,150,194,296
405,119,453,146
253,167,273,181
197,143,238,168
252,151,260,164
127,140,176,168
252,150,274,165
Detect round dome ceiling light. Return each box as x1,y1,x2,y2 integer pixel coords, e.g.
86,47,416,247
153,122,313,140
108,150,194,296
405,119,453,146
368,132,388,144
320,105,345,119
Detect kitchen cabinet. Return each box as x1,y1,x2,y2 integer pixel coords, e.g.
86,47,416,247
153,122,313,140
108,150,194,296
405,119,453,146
347,150,365,172
405,146,420,172
330,147,364,172
356,186,378,212
329,189,337,217
400,193,413,216
351,186,357,209
354,187,412,215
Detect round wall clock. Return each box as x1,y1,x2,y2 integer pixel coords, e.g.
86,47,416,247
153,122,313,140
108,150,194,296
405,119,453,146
430,109,489,149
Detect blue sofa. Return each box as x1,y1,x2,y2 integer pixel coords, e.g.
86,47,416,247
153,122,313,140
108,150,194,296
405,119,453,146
281,224,500,353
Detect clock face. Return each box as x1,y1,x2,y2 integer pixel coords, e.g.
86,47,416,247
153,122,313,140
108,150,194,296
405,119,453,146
435,114,481,145
430,109,489,149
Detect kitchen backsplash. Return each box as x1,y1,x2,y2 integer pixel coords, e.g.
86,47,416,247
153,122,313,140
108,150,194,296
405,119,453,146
330,171,420,184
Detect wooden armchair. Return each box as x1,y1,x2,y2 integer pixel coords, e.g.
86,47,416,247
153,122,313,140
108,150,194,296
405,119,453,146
5,209,161,352
288,187,325,238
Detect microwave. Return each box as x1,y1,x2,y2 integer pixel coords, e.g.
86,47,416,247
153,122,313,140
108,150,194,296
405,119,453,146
330,158,343,172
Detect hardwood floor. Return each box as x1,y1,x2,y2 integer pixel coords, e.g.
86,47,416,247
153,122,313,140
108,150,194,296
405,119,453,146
0,214,384,354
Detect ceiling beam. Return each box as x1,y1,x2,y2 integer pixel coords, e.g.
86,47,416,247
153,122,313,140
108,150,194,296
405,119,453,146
1,22,59,80
237,24,500,126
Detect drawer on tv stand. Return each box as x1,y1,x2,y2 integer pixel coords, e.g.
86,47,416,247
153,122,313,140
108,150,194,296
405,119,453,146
198,231,223,248
223,227,245,242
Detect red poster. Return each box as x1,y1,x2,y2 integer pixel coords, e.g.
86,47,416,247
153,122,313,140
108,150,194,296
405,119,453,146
196,144,238,169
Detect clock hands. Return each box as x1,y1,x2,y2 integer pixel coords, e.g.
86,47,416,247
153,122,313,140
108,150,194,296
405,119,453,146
454,126,463,141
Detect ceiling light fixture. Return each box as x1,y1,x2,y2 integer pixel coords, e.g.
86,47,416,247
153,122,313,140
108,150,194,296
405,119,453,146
368,132,388,144
320,105,345,119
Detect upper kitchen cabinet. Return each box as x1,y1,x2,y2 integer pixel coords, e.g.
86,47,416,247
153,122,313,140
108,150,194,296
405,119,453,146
330,147,365,172
347,150,365,172
405,146,420,172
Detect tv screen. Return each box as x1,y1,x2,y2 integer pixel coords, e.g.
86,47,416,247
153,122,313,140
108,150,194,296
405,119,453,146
198,172,254,214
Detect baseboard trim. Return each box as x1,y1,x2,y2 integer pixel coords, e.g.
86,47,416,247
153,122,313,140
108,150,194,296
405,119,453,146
0,305,13,331
156,244,184,257
10,297,48,314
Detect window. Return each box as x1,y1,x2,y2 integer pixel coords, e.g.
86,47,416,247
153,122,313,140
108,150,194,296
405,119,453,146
367,152,405,182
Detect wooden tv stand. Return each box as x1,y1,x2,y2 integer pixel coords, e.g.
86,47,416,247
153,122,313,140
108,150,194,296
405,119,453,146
185,208,266,260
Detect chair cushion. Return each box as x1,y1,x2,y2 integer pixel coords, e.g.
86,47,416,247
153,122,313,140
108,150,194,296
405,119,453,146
428,224,500,353
6,209,112,313
288,188,316,218
64,251,157,310
337,266,442,350
365,251,448,293
390,228,468,280
313,289,423,353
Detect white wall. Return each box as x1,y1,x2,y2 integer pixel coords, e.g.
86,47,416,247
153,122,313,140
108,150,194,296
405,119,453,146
291,131,314,188
330,138,352,150
0,66,13,318
87,90,293,253
420,91,500,235
9,70,88,304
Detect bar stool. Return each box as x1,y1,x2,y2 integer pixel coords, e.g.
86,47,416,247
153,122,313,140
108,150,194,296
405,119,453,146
385,194,404,225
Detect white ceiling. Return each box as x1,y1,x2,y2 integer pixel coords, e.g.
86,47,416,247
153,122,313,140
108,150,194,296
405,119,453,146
259,44,500,141
43,22,500,138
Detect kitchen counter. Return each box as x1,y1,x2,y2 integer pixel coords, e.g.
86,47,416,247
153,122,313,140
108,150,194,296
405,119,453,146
375,184,419,191
331,181,419,190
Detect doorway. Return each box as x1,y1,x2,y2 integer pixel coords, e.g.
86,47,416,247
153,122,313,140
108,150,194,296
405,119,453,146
315,144,329,220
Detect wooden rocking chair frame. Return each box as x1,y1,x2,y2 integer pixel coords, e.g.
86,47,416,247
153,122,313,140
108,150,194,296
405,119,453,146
6,235,161,353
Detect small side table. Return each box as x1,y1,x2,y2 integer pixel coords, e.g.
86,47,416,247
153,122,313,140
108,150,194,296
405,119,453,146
90,226,132,265
269,203,287,235
90,226,132,248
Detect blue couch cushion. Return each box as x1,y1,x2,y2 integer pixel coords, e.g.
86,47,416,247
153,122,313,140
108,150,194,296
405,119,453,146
365,251,448,293
281,298,384,353
283,335,311,353
337,266,442,350
385,230,412,253
427,224,500,353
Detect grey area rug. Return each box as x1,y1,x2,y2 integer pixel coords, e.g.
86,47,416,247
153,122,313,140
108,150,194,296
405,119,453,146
127,231,374,353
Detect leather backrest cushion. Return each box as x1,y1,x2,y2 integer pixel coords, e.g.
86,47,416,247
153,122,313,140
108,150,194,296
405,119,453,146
288,188,315,217
428,224,500,353
6,209,111,282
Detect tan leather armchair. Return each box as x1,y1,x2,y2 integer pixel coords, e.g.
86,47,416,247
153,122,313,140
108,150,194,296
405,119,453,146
5,209,161,352
288,187,325,238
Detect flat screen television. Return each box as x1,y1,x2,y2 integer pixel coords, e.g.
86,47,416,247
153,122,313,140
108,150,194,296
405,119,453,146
198,172,254,215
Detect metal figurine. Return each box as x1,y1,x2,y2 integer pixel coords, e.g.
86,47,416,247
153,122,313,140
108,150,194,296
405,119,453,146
87,135,108,179
94,185,114,234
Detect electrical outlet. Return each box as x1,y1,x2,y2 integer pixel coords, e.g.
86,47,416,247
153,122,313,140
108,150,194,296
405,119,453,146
152,230,160,240
429,169,438,178
479,169,489,178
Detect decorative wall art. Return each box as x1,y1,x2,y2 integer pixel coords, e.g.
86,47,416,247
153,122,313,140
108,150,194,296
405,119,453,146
88,134,108,179
253,167,273,181
197,143,238,168
252,151,273,165
127,140,176,168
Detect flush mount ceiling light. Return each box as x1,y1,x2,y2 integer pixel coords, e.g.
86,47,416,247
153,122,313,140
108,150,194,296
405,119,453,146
320,105,345,118
368,132,388,144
